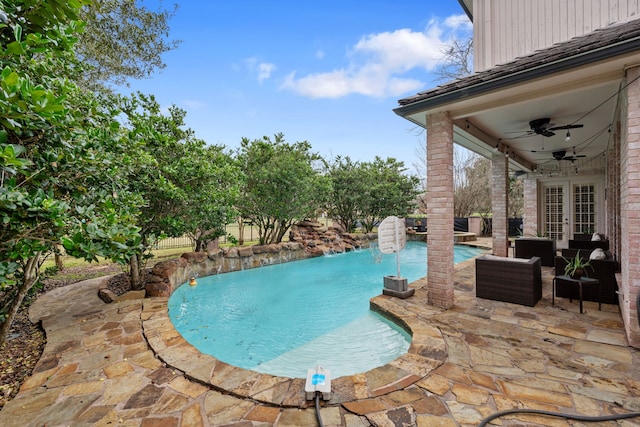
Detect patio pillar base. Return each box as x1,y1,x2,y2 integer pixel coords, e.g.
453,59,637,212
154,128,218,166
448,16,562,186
382,287,415,298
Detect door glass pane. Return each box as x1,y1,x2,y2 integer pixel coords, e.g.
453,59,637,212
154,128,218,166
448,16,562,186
544,185,563,240
573,184,596,234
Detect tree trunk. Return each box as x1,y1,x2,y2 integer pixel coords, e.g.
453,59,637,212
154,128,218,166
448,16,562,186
0,253,41,348
130,254,142,290
54,253,64,270
275,220,290,243
53,244,65,271
237,217,245,246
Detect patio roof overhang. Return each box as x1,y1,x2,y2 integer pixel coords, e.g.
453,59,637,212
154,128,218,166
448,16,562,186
394,18,640,173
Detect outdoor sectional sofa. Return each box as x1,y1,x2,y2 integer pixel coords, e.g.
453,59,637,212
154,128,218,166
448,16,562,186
514,237,556,266
568,238,610,251
554,248,619,305
475,254,542,307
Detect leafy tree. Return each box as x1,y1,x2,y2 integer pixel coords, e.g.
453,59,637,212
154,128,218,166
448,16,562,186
358,157,420,233
118,94,231,284
117,93,242,283
325,156,368,232
237,134,329,244
0,0,142,346
75,0,180,90
326,156,419,233
179,142,242,252
0,0,85,40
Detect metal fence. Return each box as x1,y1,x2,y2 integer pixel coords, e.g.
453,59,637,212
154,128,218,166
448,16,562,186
154,223,263,250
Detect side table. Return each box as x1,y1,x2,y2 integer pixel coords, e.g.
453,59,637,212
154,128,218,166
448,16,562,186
553,275,600,314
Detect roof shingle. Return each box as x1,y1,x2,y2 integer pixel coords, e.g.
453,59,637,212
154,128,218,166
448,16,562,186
397,18,640,107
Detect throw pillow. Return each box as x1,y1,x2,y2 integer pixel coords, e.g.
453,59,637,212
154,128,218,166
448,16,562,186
591,232,602,241
590,248,606,260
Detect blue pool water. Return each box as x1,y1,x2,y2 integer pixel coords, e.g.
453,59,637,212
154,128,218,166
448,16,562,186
168,242,485,378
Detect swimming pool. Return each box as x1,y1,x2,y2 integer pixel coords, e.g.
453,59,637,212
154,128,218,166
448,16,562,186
168,242,485,378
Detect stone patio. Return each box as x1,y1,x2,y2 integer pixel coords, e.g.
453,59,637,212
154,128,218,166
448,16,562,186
1,239,639,426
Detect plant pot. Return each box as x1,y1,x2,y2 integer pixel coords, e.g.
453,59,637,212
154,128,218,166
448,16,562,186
570,268,584,279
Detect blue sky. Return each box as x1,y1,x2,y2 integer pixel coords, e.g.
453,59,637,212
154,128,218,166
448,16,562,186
122,1,471,172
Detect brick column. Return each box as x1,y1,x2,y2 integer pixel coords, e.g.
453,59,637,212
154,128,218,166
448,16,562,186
622,66,640,347
491,152,509,257
522,177,539,237
426,112,454,308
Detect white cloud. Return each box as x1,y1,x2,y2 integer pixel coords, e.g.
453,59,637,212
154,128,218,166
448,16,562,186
444,14,473,32
258,62,276,83
281,15,471,99
244,56,276,83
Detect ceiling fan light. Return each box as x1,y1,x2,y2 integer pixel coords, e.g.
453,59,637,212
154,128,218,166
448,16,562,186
565,130,571,141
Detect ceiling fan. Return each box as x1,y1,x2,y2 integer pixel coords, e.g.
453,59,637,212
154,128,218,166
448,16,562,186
552,149,586,162
528,117,584,137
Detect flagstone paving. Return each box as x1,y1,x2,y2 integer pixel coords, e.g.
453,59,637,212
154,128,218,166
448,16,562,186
1,239,640,426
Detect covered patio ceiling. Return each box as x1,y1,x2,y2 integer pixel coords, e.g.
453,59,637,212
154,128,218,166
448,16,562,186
453,77,620,173
394,18,640,174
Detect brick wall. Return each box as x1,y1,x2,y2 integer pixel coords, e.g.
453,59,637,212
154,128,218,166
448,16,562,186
607,118,622,266
491,153,509,256
426,112,454,308
622,66,640,347
523,178,539,237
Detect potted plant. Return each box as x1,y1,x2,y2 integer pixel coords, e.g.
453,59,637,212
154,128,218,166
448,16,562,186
563,250,592,279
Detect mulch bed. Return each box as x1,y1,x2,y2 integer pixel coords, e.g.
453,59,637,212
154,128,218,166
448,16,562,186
0,308,44,408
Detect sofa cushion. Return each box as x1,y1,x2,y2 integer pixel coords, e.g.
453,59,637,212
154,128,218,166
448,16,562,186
590,248,606,260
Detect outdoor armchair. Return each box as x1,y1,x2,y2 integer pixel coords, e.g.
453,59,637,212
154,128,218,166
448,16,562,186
475,255,542,307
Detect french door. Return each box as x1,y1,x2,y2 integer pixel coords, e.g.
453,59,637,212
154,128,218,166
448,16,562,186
542,180,599,248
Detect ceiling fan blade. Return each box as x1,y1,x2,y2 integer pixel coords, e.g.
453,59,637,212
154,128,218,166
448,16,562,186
548,124,584,131
564,155,586,160
505,130,534,134
541,130,555,137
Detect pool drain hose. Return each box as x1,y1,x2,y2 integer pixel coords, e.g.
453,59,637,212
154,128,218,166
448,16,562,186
478,408,640,426
315,392,324,427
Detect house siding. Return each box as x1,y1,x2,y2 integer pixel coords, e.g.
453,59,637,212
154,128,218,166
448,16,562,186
473,0,640,71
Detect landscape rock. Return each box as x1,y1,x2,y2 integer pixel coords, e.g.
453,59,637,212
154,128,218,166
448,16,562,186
145,281,172,298
237,247,254,257
98,288,118,304
181,252,208,264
